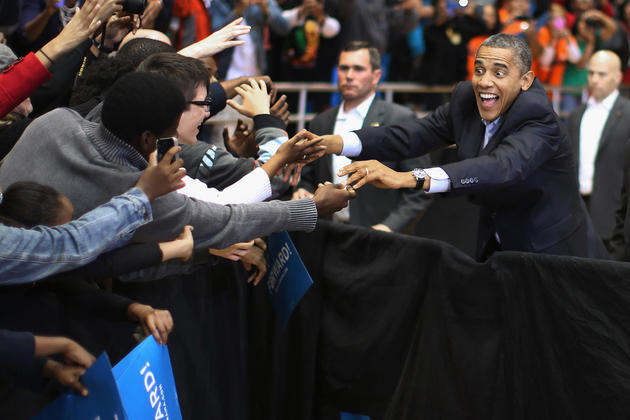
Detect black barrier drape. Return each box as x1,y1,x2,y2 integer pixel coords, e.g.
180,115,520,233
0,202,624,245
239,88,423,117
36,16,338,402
249,221,630,420
4,220,630,419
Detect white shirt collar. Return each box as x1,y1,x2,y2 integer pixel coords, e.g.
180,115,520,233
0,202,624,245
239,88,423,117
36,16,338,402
339,93,376,120
587,89,618,110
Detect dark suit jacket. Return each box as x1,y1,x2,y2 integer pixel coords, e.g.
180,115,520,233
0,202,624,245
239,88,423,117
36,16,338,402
354,79,608,259
567,95,630,248
298,97,433,232
609,139,630,261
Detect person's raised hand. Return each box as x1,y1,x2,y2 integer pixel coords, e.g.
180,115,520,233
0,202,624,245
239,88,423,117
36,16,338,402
128,303,174,345
179,17,251,58
135,147,186,200
227,78,271,117
339,159,416,190
42,0,120,60
140,0,162,28
270,93,290,126
312,182,356,215
223,119,258,158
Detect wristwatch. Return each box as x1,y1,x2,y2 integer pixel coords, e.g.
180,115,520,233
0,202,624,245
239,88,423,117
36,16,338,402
411,168,428,190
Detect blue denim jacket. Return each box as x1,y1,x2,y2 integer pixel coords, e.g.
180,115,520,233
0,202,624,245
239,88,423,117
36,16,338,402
0,187,152,284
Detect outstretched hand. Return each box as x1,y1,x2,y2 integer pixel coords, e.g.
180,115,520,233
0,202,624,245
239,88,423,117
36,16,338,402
179,17,251,58
312,182,356,215
210,240,255,261
135,147,186,200
227,78,271,117
223,119,258,158
276,129,325,165
270,93,290,126
338,159,416,190
45,0,121,59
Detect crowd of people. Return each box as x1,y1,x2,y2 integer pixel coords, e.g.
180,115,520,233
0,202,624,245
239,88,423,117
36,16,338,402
2,0,630,417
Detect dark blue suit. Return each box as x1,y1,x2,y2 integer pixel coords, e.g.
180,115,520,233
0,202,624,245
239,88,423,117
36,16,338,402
355,79,608,259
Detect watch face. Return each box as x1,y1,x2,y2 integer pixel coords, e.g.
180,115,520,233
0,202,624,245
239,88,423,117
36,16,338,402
413,168,425,181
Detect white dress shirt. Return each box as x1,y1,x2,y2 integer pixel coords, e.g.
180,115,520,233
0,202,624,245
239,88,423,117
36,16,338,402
331,94,376,221
226,18,259,80
579,89,618,195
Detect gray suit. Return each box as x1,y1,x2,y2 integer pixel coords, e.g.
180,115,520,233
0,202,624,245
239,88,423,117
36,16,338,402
567,94,630,247
298,97,432,233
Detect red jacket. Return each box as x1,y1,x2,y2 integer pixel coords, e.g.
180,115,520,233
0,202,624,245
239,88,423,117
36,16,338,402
0,52,51,118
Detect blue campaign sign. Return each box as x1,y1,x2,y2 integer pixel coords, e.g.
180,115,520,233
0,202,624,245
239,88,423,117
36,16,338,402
265,231,314,327
34,352,127,420
112,336,182,420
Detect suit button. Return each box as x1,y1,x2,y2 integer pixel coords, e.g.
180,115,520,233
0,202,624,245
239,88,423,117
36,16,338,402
473,177,479,183
461,178,466,184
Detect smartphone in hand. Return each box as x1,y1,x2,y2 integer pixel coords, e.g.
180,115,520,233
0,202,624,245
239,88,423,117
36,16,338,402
156,137,179,163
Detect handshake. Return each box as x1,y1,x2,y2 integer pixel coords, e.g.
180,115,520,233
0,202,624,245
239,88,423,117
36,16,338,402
274,131,356,215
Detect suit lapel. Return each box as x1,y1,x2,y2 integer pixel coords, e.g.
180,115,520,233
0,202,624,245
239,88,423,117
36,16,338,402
361,98,386,129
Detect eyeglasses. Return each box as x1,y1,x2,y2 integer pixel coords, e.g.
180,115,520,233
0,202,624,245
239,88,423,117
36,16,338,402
189,97,212,112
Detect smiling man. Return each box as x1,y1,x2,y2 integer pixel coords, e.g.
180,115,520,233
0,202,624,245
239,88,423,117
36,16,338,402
315,33,608,260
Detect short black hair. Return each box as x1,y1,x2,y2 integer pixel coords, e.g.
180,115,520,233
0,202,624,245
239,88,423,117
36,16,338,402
117,38,176,70
479,33,532,75
340,41,381,71
102,72,187,144
137,52,211,102
69,39,175,108
0,182,65,228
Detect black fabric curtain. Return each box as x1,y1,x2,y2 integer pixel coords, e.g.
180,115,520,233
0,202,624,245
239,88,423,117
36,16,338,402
3,220,630,419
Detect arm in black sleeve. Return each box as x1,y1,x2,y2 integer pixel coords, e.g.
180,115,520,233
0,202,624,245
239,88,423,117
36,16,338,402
56,242,163,281
54,278,134,321
356,102,453,161
209,81,228,116
0,330,46,389
30,39,94,117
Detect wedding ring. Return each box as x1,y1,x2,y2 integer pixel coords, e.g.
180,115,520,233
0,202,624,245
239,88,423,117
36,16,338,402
365,167,369,176
303,154,307,160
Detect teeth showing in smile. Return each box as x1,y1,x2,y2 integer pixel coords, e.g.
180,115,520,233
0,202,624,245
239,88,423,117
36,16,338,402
480,93,498,100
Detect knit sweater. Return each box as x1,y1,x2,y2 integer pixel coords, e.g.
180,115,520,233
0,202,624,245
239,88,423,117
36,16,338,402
0,108,317,249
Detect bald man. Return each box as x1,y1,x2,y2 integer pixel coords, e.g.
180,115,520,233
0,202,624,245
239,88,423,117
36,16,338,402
120,28,172,48
567,50,630,250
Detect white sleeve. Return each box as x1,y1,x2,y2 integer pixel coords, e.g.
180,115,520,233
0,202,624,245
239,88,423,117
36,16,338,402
424,167,451,193
340,131,363,156
177,170,272,204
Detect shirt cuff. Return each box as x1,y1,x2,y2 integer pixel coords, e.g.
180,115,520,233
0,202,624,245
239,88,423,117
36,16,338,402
424,167,451,193
340,132,362,156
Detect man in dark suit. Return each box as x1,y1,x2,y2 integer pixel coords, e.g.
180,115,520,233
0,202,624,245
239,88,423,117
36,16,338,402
293,41,432,233
566,50,630,250
312,33,608,259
